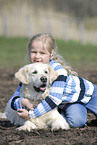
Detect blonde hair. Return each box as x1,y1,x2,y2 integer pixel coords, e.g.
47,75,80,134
27,33,77,75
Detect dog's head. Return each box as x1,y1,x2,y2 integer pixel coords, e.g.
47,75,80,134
15,63,58,93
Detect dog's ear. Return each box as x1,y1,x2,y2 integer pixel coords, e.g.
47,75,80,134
48,65,58,84
15,65,29,84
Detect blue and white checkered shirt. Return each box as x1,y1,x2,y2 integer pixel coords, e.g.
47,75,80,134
10,59,94,119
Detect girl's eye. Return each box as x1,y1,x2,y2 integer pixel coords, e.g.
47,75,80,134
31,51,37,54
40,52,45,54
32,70,37,74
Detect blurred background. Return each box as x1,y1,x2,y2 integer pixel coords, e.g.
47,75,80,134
0,1,97,144
0,0,97,69
0,0,97,44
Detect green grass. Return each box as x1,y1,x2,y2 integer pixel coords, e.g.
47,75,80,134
56,39,97,68
0,37,29,67
0,37,97,69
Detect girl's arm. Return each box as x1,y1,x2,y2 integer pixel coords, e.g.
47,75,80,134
28,60,67,119
10,82,23,110
28,74,67,119
10,82,33,110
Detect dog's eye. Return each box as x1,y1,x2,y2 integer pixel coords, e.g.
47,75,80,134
45,71,48,74
32,71,37,74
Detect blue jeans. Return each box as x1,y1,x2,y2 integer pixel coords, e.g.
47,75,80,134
86,85,97,117
61,85,97,128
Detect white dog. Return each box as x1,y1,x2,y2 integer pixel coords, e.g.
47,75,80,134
2,63,70,131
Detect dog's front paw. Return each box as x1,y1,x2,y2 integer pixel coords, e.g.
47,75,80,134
47,119,70,131
51,123,70,132
16,126,26,131
16,120,37,132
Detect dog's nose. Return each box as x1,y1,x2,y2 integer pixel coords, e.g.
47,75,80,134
40,76,47,83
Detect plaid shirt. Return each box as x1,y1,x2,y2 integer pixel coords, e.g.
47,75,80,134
10,60,94,119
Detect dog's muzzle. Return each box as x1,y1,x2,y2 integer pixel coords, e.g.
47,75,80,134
34,84,47,93
40,76,47,83
34,76,47,93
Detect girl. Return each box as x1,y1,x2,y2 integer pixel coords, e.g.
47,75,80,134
10,33,97,128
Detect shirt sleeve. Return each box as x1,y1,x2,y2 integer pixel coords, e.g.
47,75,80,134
29,60,67,119
10,82,23,110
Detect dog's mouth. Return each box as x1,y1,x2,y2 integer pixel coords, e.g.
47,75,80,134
34,84,47,93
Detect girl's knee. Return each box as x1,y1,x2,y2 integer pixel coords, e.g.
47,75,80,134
64,103,87,128
67,116,87,128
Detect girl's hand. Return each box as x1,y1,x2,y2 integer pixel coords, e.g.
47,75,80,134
21,98,34,110
21,98,39,109
17,108,30,120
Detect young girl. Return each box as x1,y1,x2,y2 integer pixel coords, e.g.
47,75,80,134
10,33,97,128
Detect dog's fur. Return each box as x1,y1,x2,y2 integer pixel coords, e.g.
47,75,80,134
4,63,70,131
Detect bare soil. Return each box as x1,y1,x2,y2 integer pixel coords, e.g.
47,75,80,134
0,67,97,145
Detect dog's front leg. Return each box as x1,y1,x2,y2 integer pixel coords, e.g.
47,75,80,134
46,108,70,131
16,120,37,132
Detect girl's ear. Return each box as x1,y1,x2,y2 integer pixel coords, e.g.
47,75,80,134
48,65,58,84
15,65,29,84
50,49,55,60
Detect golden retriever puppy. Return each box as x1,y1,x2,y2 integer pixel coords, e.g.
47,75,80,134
5,63,70,131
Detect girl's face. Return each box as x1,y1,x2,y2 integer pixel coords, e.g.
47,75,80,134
30,41,53,64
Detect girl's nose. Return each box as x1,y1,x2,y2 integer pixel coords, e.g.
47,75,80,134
35,52,40,58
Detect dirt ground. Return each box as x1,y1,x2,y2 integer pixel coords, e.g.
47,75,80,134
0,66,97,145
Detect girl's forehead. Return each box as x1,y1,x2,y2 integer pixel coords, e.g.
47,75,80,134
32,40,45,47
31,41,50,52
31,40,42,46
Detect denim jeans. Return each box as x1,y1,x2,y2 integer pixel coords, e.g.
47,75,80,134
61,85,97,128
86,85,97,117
